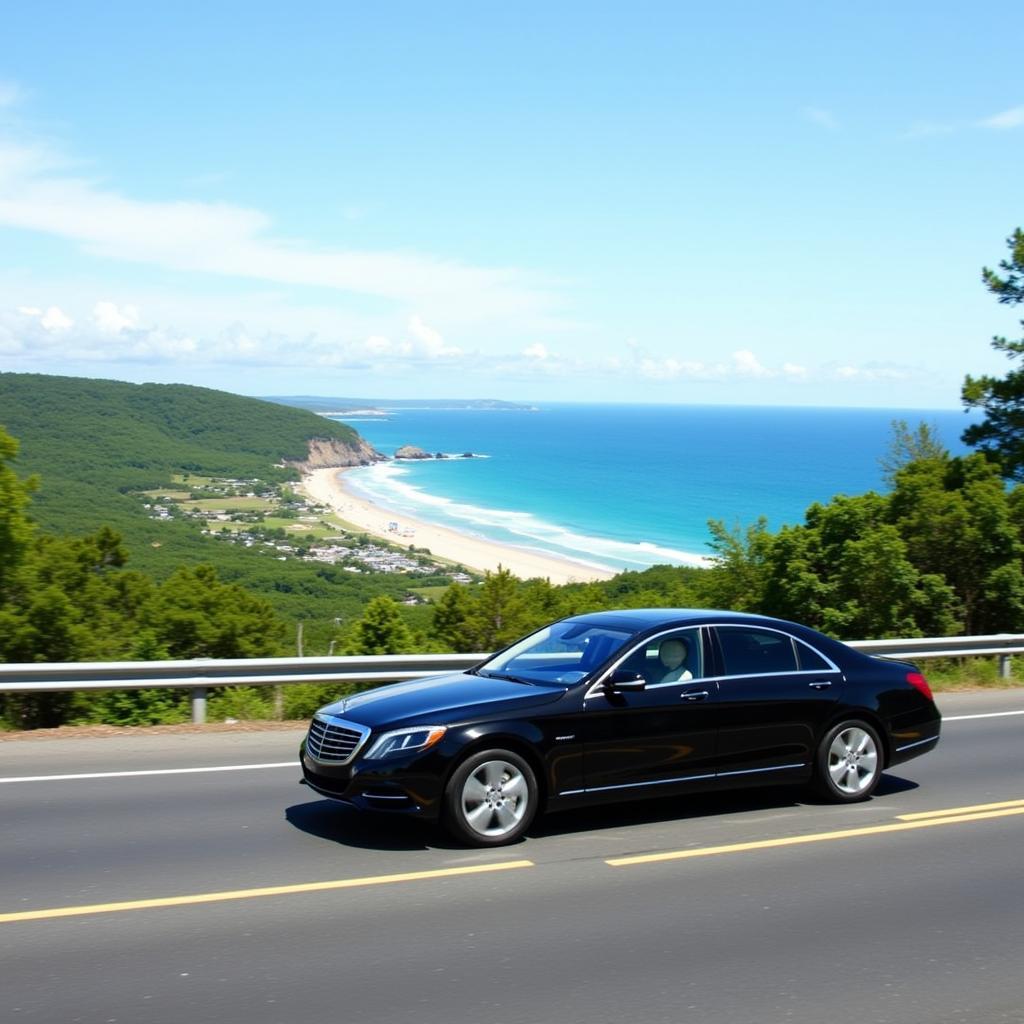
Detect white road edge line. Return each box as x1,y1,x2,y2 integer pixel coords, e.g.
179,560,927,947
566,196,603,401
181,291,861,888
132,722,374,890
943,710,1024,722
0,762,296,784
1,709,1020,783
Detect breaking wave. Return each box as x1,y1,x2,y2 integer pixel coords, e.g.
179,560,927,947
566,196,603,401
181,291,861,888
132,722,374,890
345,462,710,572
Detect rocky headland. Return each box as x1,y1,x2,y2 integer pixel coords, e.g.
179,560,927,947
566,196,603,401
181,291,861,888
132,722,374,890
288,436,384,470
394,445,477,460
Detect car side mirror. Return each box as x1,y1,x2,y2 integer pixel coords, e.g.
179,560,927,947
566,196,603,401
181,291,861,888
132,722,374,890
605,669,646,692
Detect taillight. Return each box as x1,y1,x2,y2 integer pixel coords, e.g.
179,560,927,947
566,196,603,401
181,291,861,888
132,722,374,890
906,671,933,701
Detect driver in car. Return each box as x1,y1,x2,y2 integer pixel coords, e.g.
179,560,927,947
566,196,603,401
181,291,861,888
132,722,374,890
652,637,693,684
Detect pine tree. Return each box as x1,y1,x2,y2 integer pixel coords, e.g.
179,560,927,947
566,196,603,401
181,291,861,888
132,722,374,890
345,595,414,655
963,228,1024,478
432,584,475,651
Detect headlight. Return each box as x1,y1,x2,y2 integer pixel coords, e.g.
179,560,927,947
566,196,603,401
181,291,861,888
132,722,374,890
363,726,447,760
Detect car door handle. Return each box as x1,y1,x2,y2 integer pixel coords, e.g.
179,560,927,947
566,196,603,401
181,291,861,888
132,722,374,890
681,690,710,701
808,680,832,690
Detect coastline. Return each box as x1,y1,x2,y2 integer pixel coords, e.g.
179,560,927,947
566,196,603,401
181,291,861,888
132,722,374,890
299,467,617,584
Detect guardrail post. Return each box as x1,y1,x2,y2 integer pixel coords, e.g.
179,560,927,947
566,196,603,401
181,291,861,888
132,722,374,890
999,655,1012,680
191,687,207,724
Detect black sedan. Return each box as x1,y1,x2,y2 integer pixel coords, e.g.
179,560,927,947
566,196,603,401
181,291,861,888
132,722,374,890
300,609,941,846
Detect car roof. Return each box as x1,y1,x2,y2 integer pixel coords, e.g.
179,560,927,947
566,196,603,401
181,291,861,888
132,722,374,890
563,608,858,664
565,608,785,632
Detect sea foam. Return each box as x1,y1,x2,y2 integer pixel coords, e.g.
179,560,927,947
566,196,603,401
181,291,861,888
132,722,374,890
346,462,710,572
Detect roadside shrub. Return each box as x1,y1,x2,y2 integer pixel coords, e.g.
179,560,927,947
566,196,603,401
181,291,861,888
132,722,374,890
68,688,190,726
206,686,273,721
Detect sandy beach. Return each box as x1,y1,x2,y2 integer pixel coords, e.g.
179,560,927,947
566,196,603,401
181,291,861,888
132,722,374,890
300,467,616,584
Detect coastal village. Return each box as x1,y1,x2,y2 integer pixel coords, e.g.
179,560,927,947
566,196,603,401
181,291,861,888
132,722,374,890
140,473,474,584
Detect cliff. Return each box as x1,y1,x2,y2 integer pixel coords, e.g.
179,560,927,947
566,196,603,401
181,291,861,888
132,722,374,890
290,436,383,470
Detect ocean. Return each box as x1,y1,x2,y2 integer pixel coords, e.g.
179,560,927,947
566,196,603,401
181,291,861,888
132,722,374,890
329,404,980,574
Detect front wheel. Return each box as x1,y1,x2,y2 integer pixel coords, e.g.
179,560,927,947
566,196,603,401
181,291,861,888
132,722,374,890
814,721,883,802
443,749,538,847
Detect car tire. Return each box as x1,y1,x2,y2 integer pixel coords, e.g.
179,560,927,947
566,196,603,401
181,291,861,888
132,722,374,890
443,749,538,847
814,720,883,802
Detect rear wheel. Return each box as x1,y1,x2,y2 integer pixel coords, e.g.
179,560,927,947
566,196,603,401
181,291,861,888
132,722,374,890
444,749,538,847
814,720,882,802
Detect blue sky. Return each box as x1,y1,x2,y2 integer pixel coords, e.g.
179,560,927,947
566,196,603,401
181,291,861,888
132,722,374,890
0,1,1021,406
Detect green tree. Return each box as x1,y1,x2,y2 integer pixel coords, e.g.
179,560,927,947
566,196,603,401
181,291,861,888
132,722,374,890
889,453,1024,633
461,567,531,651
345,595,414,655
702,517,775,612
555,580,613,617
818,526,959,639
0,426,37,595
146,564,285,659
751,489,961,639
432,584,475,652
880,419,947,487
962,228,1024,478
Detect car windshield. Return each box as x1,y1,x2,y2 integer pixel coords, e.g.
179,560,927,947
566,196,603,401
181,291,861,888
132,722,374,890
477,621,634,685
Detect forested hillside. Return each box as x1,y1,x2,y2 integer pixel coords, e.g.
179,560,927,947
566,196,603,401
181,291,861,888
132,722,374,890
0,373,371,540
0,374,441,647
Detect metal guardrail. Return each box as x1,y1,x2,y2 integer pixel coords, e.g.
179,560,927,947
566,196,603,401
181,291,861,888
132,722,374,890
0,653,488,724
1,635,1021,724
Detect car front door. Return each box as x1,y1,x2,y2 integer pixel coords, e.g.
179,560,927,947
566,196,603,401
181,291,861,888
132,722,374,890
710,624,842,783
580,627,719,797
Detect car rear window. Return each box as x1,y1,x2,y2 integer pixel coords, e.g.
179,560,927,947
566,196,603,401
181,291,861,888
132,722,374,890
718,627,799,675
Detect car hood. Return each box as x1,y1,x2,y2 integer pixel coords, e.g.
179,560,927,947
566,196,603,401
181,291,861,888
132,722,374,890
318,672,568,729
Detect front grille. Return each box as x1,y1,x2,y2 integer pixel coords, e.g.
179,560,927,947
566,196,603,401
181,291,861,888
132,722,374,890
306,715,369,764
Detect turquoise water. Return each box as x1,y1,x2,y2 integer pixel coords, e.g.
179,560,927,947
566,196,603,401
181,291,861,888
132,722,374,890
330,404,978,572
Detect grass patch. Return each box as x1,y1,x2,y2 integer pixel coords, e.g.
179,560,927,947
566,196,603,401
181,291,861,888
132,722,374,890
264,518,345,539
171,474,217,485
922,656,1019,691
182,496,277,512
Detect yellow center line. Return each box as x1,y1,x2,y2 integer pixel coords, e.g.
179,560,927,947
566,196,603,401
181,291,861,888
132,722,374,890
896,798,1024,821
0,860,535,925
606,807,1024,867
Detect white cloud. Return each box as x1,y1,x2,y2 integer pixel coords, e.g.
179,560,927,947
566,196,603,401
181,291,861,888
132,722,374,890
803,107,839,131
981,105,1024,130
831,362,915,382
92,300,139,333
1,300,475,373
732,349,773,378
635,356,723,381
630,349,790,383
0,138,556,330
363,335,394,355
41,306,73,330
1,297,934,395
407,315,461,358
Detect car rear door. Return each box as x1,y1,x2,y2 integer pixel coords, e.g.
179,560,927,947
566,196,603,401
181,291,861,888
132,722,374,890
710,624,842,783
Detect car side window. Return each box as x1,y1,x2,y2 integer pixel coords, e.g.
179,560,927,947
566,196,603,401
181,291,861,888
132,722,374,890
796,641,834,672
618,628,704,686
717,627,798,676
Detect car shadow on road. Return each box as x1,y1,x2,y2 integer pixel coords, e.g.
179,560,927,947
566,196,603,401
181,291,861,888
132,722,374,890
798,772,920,805
285,773,919,851
532,773,920,838
285,798,462,851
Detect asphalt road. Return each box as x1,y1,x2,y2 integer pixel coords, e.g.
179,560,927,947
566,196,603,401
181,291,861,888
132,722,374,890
1,690,1023,1024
